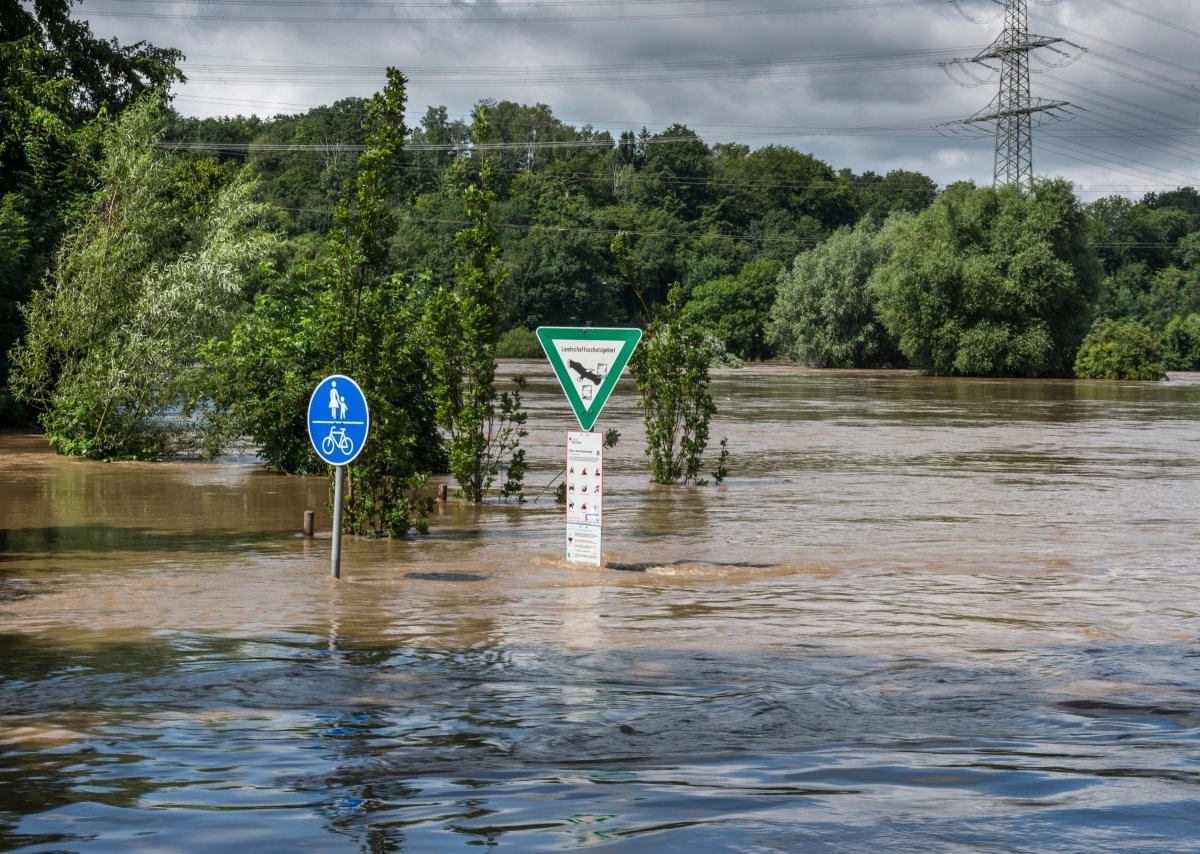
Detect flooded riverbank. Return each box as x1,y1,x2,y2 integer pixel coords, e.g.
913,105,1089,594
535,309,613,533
2,365,1199,850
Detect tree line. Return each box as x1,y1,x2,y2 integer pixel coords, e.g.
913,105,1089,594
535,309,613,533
4,2,1198,492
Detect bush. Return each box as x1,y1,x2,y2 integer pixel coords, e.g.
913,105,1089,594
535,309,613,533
496,327,542,359
1074,319,1165,381
1161,314,1200,371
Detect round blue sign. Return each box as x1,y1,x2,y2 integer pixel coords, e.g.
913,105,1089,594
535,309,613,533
307,374,369,466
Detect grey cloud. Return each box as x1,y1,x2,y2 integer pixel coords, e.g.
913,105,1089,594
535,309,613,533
78,0,1200,194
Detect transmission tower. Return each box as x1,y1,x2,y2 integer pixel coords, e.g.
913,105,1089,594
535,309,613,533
963,0,1070,191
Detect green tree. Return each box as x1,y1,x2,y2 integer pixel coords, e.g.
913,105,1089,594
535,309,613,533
770,216,901,368
1,6,183,425
10,97,271,458
1161,314,1200,371
871,179,1098,377
630,284,723,485
499,189,615,328
1,0,183,118
683,258,782,361
211,70,444,536
850,169,938,220
1143,266,1200,330
424,107,528,503
1074,318,1165,381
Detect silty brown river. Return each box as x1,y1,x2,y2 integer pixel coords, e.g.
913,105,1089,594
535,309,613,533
1,364,1199,851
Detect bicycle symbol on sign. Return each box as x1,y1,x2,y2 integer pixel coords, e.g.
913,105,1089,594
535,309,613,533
321,426,354,457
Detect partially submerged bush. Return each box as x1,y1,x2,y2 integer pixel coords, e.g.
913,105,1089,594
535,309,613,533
496,327,541,359
1074,319,1166,381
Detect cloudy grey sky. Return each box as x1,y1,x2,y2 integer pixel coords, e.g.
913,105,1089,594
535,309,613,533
74,0,1200,196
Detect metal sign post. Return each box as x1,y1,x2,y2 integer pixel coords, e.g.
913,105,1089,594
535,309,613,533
307,374,370,580
537,327,641,566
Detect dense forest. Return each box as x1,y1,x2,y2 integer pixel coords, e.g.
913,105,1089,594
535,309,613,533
5,2,1200,480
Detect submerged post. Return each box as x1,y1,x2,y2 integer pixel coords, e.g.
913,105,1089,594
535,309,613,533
331,465,345,579
303,510,315,538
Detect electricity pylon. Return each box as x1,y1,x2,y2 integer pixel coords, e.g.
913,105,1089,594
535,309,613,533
963,0,1070,191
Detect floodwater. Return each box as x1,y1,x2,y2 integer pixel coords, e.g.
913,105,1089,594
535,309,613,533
2,364,1199,852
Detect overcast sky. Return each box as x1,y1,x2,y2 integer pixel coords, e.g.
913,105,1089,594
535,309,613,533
73,0,1200,197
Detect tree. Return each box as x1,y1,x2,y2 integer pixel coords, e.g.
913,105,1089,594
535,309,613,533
1161,314,1200,371
499,189,615,328
683,258,782,361
10,97,271,458
850,169,938,220
1,5,183,425
630,285,724,485
1,0,183,118
424,107,528,503
631,124,712,221
770,216,901,368
871,179,1099,377
1074,319,1165,381
210,70,444,536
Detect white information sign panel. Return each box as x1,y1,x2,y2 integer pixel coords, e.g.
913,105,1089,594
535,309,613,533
566,430,603,526
566,522,602,566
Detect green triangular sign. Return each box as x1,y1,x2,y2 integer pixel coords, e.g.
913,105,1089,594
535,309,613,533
536,326,643,431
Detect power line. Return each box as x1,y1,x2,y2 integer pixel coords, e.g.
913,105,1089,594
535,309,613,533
82,0,953,25
1092,0,1200,42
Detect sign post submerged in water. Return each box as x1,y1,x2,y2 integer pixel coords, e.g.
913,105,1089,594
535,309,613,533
307,375,370,580
537,327,641,566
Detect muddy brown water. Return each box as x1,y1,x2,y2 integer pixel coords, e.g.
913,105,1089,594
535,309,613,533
2,364,1199,851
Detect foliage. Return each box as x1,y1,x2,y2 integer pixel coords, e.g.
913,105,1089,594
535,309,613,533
210,69,443,536
848,169,939,220
8,98,271,459
770,216,901,368
682,258,781,361
1143,266,1200,330
424,107,528,503
1074,319,1165,381
1161,314,1200,371
871,179,1098,377
1,0,183,118
1,4,183,426
496,327,542,359
630,284,723,485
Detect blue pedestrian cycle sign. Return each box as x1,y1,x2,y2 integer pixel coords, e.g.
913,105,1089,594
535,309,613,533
308,374,369,466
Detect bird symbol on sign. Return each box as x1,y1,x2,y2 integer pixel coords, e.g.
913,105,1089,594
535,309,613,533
568,360,604,385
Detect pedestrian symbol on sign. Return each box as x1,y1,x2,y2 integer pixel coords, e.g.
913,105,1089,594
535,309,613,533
308,375,369,467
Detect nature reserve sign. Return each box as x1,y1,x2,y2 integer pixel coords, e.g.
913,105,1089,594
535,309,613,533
535,327,642,432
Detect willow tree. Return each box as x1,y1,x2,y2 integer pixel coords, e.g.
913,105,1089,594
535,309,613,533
10,97,270,458
870,179,1099,377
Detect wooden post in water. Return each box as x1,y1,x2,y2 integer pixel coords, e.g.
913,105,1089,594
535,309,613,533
303,510,315,538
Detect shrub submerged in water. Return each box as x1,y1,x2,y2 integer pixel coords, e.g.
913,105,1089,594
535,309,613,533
496,327,542,359
1074,319,1166,381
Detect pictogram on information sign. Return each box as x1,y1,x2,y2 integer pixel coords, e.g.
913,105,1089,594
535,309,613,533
536,327,642,431
566,430,603,526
